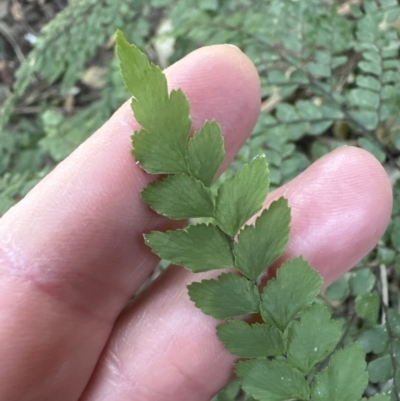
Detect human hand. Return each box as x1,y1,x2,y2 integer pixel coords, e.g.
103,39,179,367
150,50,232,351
0,45,393,401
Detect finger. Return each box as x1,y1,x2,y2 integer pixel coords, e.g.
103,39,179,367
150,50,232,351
0,45,261,401
80,146,392,401
265,146,393,285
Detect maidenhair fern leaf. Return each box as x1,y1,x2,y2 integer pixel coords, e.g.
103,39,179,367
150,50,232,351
116,30,168,109
276,103,299,123
367,354,393,384
286,303,342,375
357,325,388,355
141,175,215,219
186,121,225,187
349,268,376,296
236,359,310,401
356,75,381,92
214,156,269,237
355,292,380,323
348,89,380,109
233,197,291,282
387,309,400,336
144,224,234,272
296,100,323,120
187,273,260,320
116,30,191,174
260,257,323,331
217,321,286,358
310,343,368,401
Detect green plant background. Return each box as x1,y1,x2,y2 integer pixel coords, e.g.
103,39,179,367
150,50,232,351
1,0,400,399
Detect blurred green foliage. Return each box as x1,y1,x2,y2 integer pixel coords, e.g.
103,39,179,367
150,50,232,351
2,0,400,399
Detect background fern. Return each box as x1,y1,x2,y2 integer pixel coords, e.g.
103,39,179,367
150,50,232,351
0,0,148,125
2,0,400,399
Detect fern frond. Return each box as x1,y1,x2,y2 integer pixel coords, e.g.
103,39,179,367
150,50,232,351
0,0,144,127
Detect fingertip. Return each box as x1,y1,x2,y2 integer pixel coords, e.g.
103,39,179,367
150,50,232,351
309,145,393,233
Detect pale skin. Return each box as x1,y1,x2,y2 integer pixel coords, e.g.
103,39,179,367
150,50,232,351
0,44,393,401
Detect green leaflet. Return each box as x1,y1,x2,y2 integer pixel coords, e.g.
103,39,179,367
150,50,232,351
350,110,379,131
260,257,323,331
388,309,400,336
276,103,299,123
296,100,323,120
215,156,270,237
307,62,331,77
144,224,234,272
286,303,342,374
324,276,348,301
357,325,388,354
116,30,191,174
234,197,291,281
236,359,310,401
187,121,225,187
311,344,368,401
349,268,376,296
116,30,168,113
187,273,260,320
355,292,380,323
217,321,286,358
368,354,393,384
356,75,381,91
141,175,215,219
